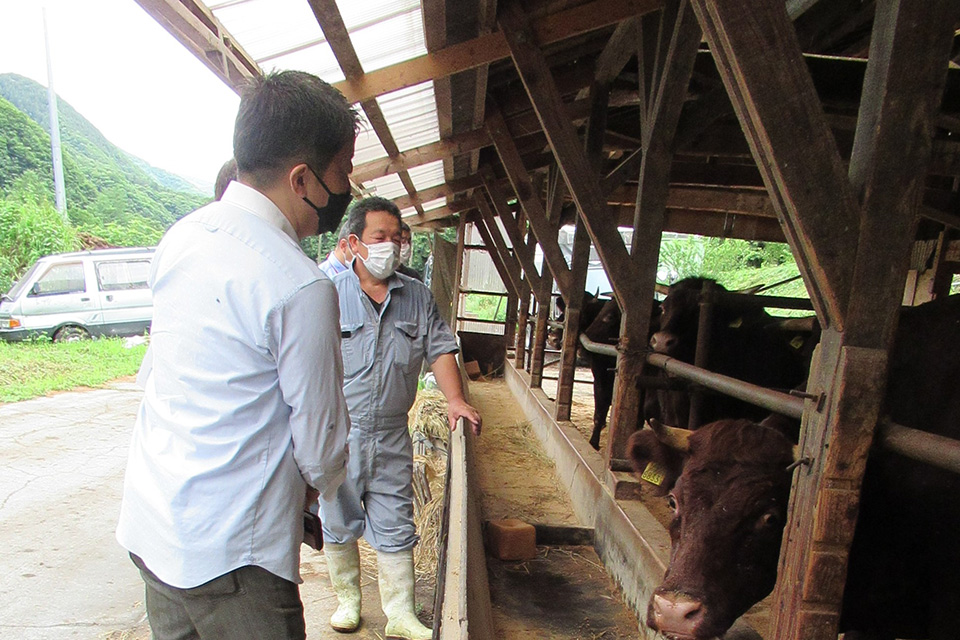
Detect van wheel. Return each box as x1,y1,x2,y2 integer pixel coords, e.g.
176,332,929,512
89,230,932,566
54,326,90,343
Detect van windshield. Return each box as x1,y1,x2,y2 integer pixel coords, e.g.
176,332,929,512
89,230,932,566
4,262,43,301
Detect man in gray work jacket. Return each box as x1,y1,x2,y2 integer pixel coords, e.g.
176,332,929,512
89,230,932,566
319,196,481,640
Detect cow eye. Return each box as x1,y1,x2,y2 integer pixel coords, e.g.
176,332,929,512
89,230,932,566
758,511,781,529
667,494,678,511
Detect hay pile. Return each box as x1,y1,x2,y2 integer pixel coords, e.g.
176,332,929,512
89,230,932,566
408,389,450,585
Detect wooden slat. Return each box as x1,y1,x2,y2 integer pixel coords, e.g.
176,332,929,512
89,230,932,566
594,17,640,85
485,107,574,300
473,208,522,299
333,0,661,104
498,1,639,306
483,175,546,298
475,195,525,298
134,0,260,91
689,0,861,331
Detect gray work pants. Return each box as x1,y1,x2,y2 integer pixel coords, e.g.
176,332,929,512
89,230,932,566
318,423,419,551
131,554,305,640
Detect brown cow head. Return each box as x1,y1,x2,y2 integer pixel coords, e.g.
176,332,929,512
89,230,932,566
628,420,796,640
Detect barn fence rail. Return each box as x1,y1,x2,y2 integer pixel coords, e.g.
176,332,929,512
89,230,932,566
578,334,960,475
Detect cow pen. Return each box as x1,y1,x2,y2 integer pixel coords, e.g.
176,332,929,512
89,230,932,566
139,1,960,638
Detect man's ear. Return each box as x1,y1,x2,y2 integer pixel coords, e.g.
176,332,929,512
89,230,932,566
627,429,685,496
289,164,309,197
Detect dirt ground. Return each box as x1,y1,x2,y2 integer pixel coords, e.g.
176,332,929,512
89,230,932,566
469,380,642,639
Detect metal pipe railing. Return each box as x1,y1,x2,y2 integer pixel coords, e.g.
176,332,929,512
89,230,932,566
579,333,619,358
581,333,960,475
645,353,805,419
704,290,815,311
877,419,960,475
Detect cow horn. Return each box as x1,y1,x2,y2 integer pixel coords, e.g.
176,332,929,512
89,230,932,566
646,419,691,452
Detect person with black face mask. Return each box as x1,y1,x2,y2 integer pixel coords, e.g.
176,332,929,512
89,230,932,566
117,70,359,640
317,197,481,640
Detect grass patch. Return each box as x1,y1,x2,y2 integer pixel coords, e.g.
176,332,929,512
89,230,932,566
0,337,147,403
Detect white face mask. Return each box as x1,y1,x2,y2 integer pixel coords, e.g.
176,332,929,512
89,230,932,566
358,239,400,280
399,243,412,265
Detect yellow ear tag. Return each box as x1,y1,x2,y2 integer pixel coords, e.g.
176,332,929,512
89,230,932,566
790,335,805,350
641,461,666,486
728,317,743,328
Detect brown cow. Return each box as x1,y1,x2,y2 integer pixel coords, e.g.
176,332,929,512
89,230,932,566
629,294,960,640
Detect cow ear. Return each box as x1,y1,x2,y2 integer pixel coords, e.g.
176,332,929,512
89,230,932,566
627,429,684,496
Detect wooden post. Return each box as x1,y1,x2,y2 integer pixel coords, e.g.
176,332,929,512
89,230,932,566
504,292,518,351
756,1,957,638
609,0,701,463
452,213,468,329
530,268,553,388
555,220,591,420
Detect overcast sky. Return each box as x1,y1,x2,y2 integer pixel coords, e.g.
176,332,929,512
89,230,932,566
0,0,240,190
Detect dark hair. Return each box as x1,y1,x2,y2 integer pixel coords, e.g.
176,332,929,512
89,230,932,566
234,70,359,183
214,157,238,200
400,221,411,234
345,196,402,238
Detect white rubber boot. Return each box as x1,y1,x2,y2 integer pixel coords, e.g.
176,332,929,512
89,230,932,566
377,550,432,640
324,541,362,632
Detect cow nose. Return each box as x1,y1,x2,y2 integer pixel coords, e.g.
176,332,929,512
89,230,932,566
651,593,706,638
650,331,677,353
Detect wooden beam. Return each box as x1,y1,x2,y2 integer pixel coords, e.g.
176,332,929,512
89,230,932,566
393,174,484,211
473,207,522,299
610,0,701,464
308,0,424,215
594,17,640,85
133,0,260,92
499,2,640,306
482,176,546,298
689,0,862,331
485,109,574,300
475,195,525,298
332,0,661,104
402,202,473,226
772,4,958,638
845,0,957,347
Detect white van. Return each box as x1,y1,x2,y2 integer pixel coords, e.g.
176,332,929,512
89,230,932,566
0,247,155,342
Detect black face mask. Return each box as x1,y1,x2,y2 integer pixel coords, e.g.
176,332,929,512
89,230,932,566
304,166,352,235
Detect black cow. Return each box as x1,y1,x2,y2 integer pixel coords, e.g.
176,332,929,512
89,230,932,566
644,277,814,430
629,294,960,640
555,292,621,450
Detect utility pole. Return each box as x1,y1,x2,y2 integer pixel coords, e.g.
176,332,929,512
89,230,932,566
44,7,67,220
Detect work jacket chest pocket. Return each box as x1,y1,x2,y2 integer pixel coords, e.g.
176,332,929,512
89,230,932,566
393,320,424,374
340,321,366,378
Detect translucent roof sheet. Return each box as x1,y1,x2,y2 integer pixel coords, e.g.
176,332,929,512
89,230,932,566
209,0,445,210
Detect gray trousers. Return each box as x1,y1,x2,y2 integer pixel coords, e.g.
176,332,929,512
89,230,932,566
318,423,418,551
131,554,305,640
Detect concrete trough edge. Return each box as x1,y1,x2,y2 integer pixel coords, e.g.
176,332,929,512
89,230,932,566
503,361,765,639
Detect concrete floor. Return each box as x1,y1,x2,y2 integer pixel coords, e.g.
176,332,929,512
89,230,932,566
0,382,433,640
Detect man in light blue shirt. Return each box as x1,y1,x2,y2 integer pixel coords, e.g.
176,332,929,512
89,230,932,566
319,197,481,640
117,70,359,640
318,221,353,278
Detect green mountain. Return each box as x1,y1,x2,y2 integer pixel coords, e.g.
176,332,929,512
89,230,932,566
0,73,208,232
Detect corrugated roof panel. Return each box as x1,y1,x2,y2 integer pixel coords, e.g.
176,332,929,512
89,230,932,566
345,9,427,74
353,110,389,166
400,197,447,218
337,0,421,27
365,173,407,200
376,82,440,152
408,161,446,191
212,0,324,63
255,44,344,81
